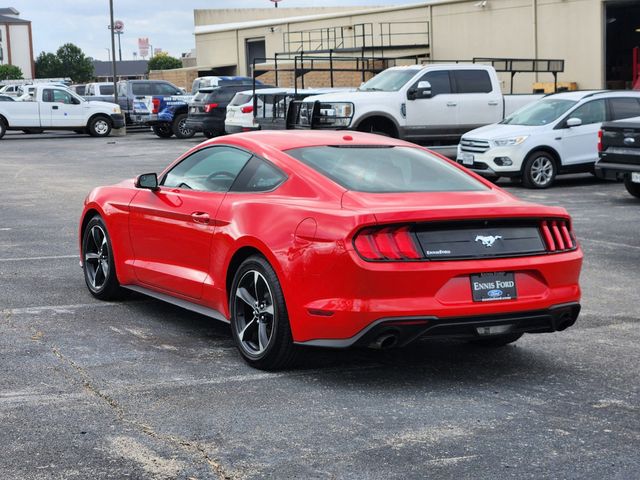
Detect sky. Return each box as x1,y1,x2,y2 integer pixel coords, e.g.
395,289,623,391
12,0,420,62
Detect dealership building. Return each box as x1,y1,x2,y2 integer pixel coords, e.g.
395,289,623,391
156,0,640,93
0,7,34,79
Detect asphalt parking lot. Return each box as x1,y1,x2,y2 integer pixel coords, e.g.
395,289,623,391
1,130,639,480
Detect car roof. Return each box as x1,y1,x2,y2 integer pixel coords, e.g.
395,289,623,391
545,90,640,101
211,130,411,152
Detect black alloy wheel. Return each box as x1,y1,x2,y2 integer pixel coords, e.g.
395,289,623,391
230,255,297,370
172,114,195,139
82,215,122,300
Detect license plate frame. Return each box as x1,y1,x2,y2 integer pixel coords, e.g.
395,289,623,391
457,152,474,166
631,172,640,184
470,272,517,302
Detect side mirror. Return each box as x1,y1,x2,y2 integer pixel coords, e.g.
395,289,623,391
566,117,582,128
135,173,159,190
408,80,432,100
72,97,82,105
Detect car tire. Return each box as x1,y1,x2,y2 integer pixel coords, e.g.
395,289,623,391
81,215,123,300
0,118,6,139
88,115,113,137
522,151,557,189
152,123,174,138
624,176,640,199
172,114,195,139
469,332,523,347
203,130,216,139
230,255,298,370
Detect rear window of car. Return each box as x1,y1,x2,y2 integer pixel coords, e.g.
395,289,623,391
287,146,488,193
100,85,114,95
609,97,640,121
230,93,253,106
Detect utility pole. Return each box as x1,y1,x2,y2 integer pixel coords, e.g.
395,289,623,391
109,0,118,103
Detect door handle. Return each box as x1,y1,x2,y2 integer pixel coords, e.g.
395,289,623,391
191,212,210,224
446,102,457,107
488,101,499,106
52,106,59,110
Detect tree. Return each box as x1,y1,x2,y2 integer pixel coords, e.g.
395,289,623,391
0,64,23,80
147,52,182,72
35,52,63,78
56,43,94,83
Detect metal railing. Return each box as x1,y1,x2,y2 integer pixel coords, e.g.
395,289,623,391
283,23,375,54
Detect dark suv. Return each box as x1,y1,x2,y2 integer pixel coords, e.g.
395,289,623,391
185,84,269,138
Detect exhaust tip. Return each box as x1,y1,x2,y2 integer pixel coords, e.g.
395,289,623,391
369,332,398,350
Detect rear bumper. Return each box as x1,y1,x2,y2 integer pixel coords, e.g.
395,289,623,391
225,123,259,134
185,116,224,134
298,302,581,348
110,114,125,129
594,161,640,180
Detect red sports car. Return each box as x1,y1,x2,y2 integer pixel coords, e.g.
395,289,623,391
79,131,582,369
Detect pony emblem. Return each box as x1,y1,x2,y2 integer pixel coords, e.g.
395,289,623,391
475,235,502,247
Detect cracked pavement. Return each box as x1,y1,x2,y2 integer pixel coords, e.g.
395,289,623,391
0,131,639,479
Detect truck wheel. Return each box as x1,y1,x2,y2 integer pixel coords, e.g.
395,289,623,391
88,116,112,137
522,151,557,189
152,123,174,138
0,119,6,139
172,114,195,139
624,176,640,199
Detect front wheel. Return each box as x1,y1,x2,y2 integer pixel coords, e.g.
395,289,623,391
522,151,557,189
624,176,640,199
152,123,173,138
81,215,123,300
230,255,297,370
172,114,195,139
88,116,112,137
0,119,8,139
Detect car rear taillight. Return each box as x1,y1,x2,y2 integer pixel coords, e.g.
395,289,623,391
241,105,253,114
353,226,422,261
152,98,160,114
540,220,576,252
597,129,603,153
204,103,219,113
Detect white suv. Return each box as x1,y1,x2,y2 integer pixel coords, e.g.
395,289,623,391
457,91,640,188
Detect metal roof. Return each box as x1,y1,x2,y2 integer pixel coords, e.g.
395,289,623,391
0,13,29,24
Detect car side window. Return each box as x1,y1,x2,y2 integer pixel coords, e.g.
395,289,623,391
569,99,607,125
162,146,253,192
415,70,451,96
231,157,286,192
52,89,74,104
453,70,493,94
42,89,54,102
155,83,181,95
132,83,153,96
609,98,640,121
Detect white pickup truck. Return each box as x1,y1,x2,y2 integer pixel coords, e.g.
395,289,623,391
0,85,124,139
288,64,543,142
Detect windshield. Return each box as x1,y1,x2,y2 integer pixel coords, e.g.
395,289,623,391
502,99,577,126
286,146,487,193
358,69,418,92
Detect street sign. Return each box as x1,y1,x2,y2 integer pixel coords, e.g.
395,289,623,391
114,20,124,32
138,37,149,57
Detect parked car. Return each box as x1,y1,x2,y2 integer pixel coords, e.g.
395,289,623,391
0,84,22,97
457,91,640,188
595,117,640,198
71,84,87,96
114,80,184,126
288,64,543,142
79,130,582,370
84,82,115,101
225,87,348,133
186,84,269,138
0,94,14,102
191,75,256,94
0,85,124,139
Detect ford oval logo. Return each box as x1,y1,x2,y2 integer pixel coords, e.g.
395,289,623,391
624,137,635,145
487,289,503,298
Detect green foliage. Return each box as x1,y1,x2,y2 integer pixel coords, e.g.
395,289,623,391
35,52,63,78
35,43,94,83
147,52,182,72
0,64,23,80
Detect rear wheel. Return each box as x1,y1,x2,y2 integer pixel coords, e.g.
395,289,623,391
88,116,112,137
172,114,195,139
230,255,297,370
522,151,557,189
0,119,6,139
81,215,123,300
152,123,173,138
469,332,523,347
624,176,640,199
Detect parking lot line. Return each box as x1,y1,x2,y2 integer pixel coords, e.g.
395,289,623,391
4,303,118,315
0,254,78,262
581,238,640,251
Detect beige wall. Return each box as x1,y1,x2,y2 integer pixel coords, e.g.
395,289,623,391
194,7,366,27
194,0,606,91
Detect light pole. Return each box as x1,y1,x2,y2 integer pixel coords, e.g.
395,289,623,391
108,0,118,103
105,47,111,62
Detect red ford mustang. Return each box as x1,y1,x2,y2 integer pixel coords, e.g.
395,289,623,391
79,131,582,369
